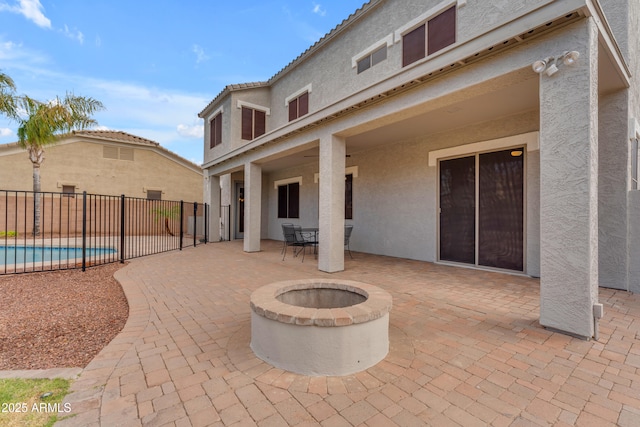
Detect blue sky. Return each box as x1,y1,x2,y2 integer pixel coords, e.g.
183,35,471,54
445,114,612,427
0,0,366,164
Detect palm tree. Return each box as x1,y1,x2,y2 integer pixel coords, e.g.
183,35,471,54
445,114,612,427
0,72,20,120
16,93,105,235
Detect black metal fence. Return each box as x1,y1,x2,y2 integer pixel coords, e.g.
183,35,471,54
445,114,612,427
0,190,208,275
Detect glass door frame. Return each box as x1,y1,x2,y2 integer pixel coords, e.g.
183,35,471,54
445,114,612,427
436,145,527,273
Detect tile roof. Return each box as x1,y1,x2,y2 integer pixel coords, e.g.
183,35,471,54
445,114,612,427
72,130,159,147
198,82,269,118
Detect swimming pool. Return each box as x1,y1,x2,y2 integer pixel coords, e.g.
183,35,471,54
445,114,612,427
0,245,116,264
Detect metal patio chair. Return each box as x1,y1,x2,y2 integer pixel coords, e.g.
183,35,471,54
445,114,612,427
282,224,311,261
280,223,294,255
344,225,354,259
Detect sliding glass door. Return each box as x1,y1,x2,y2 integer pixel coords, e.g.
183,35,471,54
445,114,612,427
439,148,524,271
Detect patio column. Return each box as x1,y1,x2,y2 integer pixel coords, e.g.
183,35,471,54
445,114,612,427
318,134,345,272
539,19,599,339
244,162,262,252
208,174,221,242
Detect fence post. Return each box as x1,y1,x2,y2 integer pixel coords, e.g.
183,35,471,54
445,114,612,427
81,191,87,272
193,202,198,247
120,194,125,263
179,200,184,251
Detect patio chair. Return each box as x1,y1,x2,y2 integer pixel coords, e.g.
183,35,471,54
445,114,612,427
282,224,311,261
345,225,354,259
280,223,294,254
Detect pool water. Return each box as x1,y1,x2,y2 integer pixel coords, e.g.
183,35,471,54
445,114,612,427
0,246,116,264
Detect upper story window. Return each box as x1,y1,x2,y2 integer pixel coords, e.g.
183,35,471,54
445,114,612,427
288,92,308,121
238,101,269,141
286,84,312,122
400,4,456,67
209,109,223,148
242,107,266,140
357,45,387,74
353,34,392,75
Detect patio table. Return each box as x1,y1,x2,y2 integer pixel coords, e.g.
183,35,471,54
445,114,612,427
300,227,319,255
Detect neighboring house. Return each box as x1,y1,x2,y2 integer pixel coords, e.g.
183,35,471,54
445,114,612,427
0,130,203,202
199,0,640,339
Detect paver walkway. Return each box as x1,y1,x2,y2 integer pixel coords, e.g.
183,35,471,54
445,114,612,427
57,240,640,426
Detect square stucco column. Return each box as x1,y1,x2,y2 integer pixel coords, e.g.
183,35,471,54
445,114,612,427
539,19,599,339
319,134,346,272
244,162,262,252
208,174,221,242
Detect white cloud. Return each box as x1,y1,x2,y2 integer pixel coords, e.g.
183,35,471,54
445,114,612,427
0,128,13,137
191,44,209,64
61,24,84,44
0,0,51,28
177,123,203,138
312,3,326,17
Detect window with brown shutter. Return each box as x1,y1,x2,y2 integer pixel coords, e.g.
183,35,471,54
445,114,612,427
241,107,253,140
403,24,426,67
288,98,298,122
402,6,456,67
428,6,456,55
210,112,222,148
287,92,309,121
298,92,308,117
241,107,267,140
255,110,266,137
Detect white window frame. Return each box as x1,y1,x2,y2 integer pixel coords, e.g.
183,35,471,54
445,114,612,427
237,100,270,116
352,34,393,69
428,132,539,167
274,176,303,190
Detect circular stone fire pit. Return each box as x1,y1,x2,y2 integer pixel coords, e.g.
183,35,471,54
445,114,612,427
250,279,392,376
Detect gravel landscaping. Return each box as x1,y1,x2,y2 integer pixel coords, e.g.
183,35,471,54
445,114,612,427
0,263,129,370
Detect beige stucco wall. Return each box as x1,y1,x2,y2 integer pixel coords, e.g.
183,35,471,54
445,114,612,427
0,139,203,202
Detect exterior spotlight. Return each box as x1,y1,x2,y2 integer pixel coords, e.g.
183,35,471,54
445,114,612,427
532,51,579,76
562,50,580,66
532,59,547,74
545,63,559,76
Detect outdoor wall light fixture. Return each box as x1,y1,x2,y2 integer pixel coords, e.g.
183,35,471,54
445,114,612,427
532,51,580,76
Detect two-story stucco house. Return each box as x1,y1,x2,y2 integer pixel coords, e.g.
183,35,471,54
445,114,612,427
200,0,640,340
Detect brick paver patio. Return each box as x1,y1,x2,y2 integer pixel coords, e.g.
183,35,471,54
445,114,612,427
56,240,640,426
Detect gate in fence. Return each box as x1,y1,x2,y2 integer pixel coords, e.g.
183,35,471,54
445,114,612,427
0,190,209,275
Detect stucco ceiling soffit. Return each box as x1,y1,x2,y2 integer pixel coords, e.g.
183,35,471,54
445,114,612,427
583,0,631,88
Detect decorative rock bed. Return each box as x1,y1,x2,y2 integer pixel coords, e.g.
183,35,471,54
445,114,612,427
250,279,392,376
